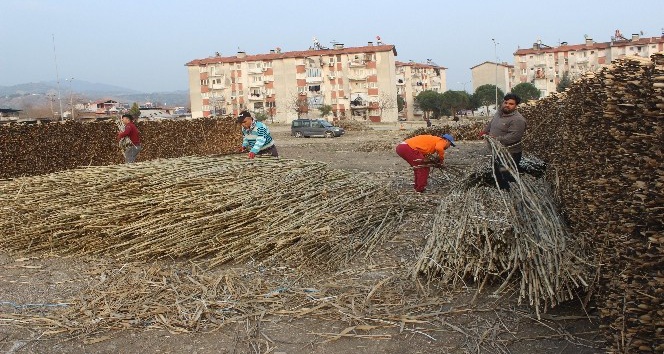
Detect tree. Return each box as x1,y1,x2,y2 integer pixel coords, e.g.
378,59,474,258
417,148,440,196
377,92,397,118
556,72,572,92
473,84,504,116
512,82,541,102
414,90,444,119
318,104,333,119
254,111,268,122
129,102,141,120
397,95,406,113
285,92,309,118
440,90,469,118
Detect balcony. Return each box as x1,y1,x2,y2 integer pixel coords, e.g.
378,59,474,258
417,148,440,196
348,74,367,81
248,67,263,74
306,76,323,83
211,83,225,90
248,94,264,101
349,60,366,67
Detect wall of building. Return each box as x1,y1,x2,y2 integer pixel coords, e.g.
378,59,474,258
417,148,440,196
187,44,418,123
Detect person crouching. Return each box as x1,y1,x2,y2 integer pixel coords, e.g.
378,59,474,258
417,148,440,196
396,133,455,193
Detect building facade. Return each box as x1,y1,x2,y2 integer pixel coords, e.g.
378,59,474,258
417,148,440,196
470,61,513,95
513,33,664,97
186,43,402,123
395,61,446,120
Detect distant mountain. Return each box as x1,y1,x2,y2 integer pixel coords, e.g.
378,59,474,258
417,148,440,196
0,81,189,109
0,80,141,97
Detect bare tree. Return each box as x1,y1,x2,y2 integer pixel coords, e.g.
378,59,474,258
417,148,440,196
377,92,397,119
285,91,309,118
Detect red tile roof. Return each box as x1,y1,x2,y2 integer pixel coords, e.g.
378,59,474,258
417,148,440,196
512,36,664,56
469,61,513,70
186,44,398,66
395,61,447,70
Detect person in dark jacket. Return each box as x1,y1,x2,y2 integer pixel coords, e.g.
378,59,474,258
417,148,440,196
479,93,526,190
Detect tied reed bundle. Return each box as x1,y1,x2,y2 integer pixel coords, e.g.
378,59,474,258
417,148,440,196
415,136,590,317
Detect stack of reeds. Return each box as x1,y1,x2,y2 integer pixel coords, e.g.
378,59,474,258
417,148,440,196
407,121,486,141
0,156,405,268
0,118,240,179
519,54,663,352
415,137,589,317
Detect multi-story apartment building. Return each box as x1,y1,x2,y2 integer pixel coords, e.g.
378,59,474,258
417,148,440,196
186,43,400,123
395,61,446,120
513,33,664,97
469,61,513,96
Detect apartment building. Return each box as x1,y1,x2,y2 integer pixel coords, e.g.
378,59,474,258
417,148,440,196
513,33,664,97
469,61,513,95
395,61,446,120
186,43,399,123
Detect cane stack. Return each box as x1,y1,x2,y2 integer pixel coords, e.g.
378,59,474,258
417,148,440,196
0,117,240,179
520,54,663,353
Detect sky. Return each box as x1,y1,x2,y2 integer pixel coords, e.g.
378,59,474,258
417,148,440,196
1,0,663,93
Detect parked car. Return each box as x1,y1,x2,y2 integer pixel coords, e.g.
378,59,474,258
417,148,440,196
291,119,345,138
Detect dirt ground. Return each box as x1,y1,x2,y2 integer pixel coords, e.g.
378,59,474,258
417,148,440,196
0,121,603,353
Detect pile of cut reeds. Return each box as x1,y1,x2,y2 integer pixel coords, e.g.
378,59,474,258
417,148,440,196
415,137,589,317
0,156,405,267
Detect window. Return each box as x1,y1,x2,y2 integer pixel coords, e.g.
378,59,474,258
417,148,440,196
306,67,322,77
308,85,321,92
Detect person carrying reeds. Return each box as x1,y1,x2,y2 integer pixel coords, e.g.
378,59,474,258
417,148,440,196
237,111,279,159
117,113,142,163
396,133,455,193
479,93,526,190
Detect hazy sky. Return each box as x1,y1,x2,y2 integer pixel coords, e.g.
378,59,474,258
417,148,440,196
1,0,662,93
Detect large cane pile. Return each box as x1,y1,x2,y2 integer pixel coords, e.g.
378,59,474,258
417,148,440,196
519,54,663,352
0,156,405,268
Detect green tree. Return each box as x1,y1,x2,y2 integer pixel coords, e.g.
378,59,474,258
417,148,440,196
254,111,268,122
556,72,572,92
129,102,141,120
397,95,406,113
473,84,504,116
440,90,469,118
318,104,333,119
512,82,541,102
414,90,444,119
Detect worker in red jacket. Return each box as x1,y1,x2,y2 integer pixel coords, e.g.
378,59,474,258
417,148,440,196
396,133,455,193
117,114,142,163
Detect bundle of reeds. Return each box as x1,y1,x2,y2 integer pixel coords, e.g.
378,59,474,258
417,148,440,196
0,156,405,268
415,137,589,317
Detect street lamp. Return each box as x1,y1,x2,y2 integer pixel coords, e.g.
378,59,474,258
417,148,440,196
457,81,470,92
66,77,74,120
492,38,499,110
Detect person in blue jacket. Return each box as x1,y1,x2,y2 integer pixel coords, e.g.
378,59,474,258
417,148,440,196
237,111,279,159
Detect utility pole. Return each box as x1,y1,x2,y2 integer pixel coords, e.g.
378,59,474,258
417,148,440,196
52,34,64,121
492,38,499,111
66,77,75,120
47,93,55,119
